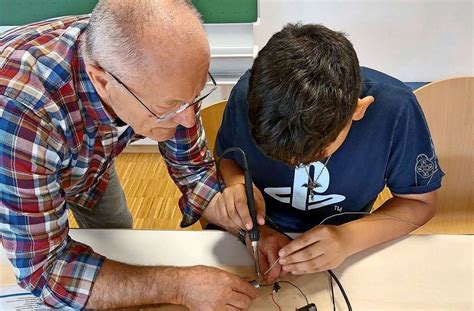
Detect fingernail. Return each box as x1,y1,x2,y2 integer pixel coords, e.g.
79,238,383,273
282,266,290,271
279,250,286,257
246,223,252,230
279,258,286,264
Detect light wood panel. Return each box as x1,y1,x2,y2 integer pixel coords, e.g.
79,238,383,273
412,77,474,233
372,187,393,210
200,100,227,155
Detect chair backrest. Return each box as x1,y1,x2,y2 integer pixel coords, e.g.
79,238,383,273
200,100,227,155
412,77,474,233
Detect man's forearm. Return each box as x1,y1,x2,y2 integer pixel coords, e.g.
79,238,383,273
86,259,181,309
339,193,437,258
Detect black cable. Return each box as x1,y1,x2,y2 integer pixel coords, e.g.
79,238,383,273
216,147,250,193
328,270,352,311
280,280,309,305
329,273,336,311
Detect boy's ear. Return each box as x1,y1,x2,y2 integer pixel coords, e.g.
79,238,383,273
352,96,375,121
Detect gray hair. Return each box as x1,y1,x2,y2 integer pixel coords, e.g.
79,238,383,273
82,0,201,80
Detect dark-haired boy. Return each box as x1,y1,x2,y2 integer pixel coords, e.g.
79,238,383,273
203,23,443,282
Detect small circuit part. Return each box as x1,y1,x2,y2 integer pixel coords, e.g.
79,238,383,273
249,280,260,288
272,281,281,293
296,303,317,311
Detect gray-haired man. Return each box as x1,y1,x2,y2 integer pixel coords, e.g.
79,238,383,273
0,0,257,309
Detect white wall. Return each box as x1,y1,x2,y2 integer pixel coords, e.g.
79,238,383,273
255,0,473,82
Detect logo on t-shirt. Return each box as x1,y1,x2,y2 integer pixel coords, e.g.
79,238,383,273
264,161,346,211
415,150,439,186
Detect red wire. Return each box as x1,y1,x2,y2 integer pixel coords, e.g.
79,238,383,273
271,293,282,311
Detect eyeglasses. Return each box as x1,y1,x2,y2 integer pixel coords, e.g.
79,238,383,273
107,71,217,123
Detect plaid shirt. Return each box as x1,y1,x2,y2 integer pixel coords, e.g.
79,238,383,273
0,16,219,308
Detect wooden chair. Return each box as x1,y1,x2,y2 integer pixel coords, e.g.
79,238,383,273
375,77,474,234
200,100,228,156
199,100,227,228
412,77,474,233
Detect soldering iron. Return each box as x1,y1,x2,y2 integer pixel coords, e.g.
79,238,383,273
216,147,261,282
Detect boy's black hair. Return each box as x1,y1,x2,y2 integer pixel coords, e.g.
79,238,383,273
248,23,361,165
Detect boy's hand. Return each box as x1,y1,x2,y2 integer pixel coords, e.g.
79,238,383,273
203,184,266,232
245,225,290,283
278,225,349,274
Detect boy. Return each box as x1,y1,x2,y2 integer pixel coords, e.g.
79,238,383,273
209,24,443,282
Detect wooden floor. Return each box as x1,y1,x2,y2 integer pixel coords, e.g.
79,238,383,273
69,153,202,230
69,153,472,234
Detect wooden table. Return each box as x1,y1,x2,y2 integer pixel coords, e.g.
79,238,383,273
1,230,473,310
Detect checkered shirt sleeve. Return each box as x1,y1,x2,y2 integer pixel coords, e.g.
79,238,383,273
0,96,105,309
159,114,221,227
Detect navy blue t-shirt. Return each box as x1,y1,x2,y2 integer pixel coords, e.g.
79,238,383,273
216,67,443,232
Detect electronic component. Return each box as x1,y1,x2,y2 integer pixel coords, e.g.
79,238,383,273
296,303,317,311
272,281,281,293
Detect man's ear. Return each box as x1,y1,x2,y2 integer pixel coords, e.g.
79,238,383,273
85,63,112,101
352,96,375,121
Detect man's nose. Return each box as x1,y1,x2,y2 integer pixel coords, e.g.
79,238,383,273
171,105,197,128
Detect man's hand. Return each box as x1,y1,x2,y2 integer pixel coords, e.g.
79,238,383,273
177,265,259,311
278,225,349,274
245,225,291,283
203,184,265,233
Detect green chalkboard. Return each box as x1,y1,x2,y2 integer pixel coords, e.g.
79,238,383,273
193,0,258,23
0,0,258,25
0,1,97,25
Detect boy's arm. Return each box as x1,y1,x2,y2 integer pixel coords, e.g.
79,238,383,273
338,191,437,256
218,157,246,185
278,191,437,274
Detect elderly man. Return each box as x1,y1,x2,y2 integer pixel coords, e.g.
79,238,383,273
0,0,257,309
